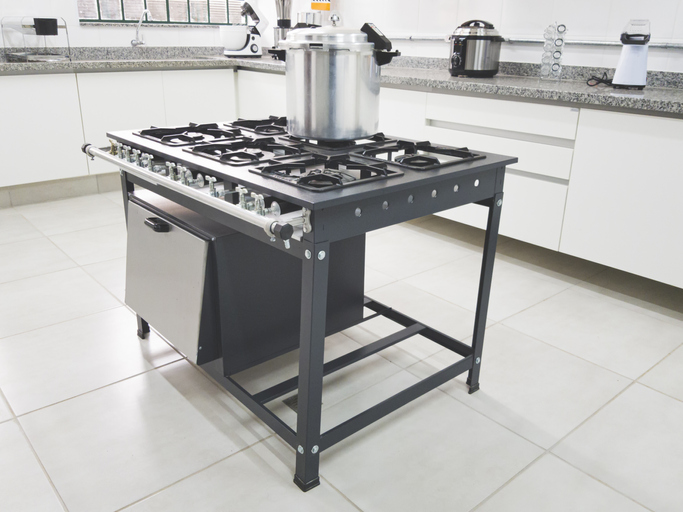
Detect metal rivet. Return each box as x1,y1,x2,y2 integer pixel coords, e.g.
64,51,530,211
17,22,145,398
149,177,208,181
298,445,304,454
474,179,480,187
355,207,362,217
318,251,326,260
431,190,437,198
198,346,202,350
382,201,389,210
453,184,459,192
475,357,481,364
497,199,503,207
311,445,319,454
408,194,414,204
305,250,312,259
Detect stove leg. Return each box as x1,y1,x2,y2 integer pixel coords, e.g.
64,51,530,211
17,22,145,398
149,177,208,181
136,315,150,339
467,192,503,394
293,241,330,492
121,171,134,224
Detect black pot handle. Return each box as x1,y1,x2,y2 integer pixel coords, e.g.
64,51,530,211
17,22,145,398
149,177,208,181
144,217,171,233
361,22,401,66
460,20,494,29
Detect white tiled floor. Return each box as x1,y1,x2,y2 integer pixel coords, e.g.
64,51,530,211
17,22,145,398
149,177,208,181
0,193,682,512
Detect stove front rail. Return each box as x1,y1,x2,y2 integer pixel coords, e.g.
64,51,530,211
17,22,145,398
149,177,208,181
82,144,302,246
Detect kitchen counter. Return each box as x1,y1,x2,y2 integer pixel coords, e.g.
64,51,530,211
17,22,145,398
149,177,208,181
2,51,682,116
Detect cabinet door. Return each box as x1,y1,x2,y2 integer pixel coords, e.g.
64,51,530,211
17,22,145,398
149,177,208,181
162,69,237,126
379,87,427,140
0,74,88,187
561,109,683,288
235,71,286,119
77,71,167,175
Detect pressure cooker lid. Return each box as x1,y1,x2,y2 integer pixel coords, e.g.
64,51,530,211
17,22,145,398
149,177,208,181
284,25,373,49
452,19,503,39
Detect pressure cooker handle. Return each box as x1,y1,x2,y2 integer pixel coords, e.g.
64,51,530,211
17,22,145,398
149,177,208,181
360,22,401,66
460,19,494,29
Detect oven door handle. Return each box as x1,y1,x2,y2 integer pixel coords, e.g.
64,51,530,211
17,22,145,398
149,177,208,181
82,144,299,243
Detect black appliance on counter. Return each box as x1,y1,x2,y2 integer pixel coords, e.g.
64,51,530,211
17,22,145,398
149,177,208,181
82,116,516,493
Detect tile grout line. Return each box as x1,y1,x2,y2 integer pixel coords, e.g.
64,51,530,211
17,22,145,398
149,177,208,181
319,475,366,512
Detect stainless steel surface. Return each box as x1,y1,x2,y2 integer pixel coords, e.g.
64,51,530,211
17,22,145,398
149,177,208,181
131,9,152,47
283,26,380,140
84,145,297,239
461,39,502,70
275,0,292,21
125,201,208,363
273,26,291,46
451,20,502,39
297,11,322,26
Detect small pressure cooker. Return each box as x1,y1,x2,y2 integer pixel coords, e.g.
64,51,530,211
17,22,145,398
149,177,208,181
280,20,399,141
449,20,504,78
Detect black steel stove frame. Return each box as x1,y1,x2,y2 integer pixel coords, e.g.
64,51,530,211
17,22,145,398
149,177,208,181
118,152,505,493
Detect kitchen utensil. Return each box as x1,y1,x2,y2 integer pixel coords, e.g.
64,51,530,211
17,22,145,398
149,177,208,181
540,23,566,80
281,20,399,140
223,1,268,57
613,19,650,89
448,20,504,77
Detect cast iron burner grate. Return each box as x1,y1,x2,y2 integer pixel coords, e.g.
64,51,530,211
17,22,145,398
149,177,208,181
250,154,402,191
184,137,307,166
281,133,395,154
360,140,486,170
230,116,288,136
136,123,244,147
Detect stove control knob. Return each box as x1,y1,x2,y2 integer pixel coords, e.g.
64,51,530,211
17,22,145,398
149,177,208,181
122,146,131,161
206,176,218,196
187,173,205,188
165,162,177,181
132,149,141,166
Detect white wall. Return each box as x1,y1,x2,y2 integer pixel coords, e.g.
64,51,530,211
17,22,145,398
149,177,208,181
3,0,683,71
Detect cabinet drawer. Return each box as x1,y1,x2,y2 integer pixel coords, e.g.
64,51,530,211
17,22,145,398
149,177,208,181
426,92,579,140
425,125,573,180
436,172,568,250
125,201,209,362
236,70,286,119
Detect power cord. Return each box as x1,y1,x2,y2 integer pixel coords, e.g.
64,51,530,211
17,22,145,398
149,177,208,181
587,72,613,86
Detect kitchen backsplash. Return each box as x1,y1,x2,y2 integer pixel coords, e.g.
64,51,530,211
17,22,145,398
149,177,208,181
1,0,682,71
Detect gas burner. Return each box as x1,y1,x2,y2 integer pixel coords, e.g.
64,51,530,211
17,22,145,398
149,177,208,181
250,154,402,192
136,123,244,147
185,137,307,166
360,140,486,170
281,133,395,154
230,116,288,136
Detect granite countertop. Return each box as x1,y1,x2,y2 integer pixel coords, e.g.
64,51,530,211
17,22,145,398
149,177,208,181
1,48,682,116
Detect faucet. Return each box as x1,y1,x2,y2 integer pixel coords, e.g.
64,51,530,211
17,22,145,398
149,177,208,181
131,9,152,47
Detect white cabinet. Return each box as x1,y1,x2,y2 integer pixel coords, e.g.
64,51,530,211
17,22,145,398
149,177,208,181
378,87,427,140
235,70,286,119
162,69,237,125
426,93,579,251
77,71,168,175
0,73,88,187
561,109,683,289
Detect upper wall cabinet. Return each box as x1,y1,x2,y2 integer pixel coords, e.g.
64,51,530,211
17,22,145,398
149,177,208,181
77,71,168,175
561,109,683,289
162,69,237,126
0,74,88,187
236,71,286,120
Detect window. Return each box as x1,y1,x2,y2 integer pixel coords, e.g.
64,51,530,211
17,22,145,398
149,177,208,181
78,0,243,25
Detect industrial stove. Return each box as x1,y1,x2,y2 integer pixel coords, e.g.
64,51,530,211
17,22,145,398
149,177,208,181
82,116,517,492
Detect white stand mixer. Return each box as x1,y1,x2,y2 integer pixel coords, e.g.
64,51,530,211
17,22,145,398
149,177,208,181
223,1,268,57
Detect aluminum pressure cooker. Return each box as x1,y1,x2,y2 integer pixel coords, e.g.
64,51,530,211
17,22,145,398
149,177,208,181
449,20,504,77
281,22,399,141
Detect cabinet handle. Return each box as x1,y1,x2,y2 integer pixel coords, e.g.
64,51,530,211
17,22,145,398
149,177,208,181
144,217,171,233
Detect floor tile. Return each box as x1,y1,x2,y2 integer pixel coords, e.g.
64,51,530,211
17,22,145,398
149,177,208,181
101,190,124,206
405,253,574,322
0,267,120,339
364,266,396,292
553,384,683,512
21,360,270,512
0,392,12,423
320,381,542,512
475,454,648,512
365,221,480,280
0,188,9,209
408,325,631,448
0,208,43,245
15,194,124,236
0,237,76,284
639,345,683,402
82,257,126,302
0,421,64,512
580,267,683,326
49,222,127,266
122,438,360,512
503,287,683,379
366,280,482,341
0,307,181,415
